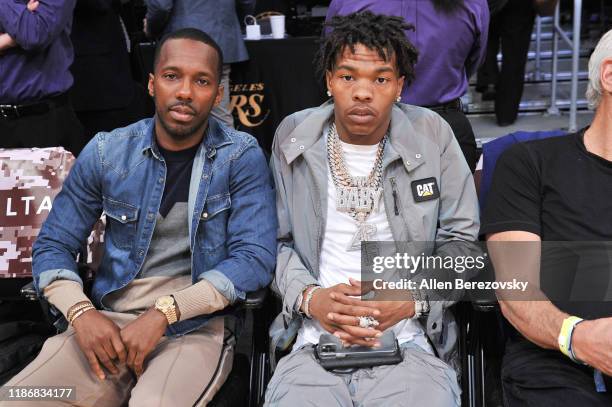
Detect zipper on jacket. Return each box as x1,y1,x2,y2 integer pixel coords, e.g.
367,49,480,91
389,177,400,216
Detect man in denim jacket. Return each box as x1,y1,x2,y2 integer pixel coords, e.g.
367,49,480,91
1,29,276,407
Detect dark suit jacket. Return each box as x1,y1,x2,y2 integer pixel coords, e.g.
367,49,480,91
145,0,255,63
70,0,134,112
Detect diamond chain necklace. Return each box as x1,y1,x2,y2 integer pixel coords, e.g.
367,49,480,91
326,122,387,250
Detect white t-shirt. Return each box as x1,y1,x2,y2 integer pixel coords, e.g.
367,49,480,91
294,134,432,353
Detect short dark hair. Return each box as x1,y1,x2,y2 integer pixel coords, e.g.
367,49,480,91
153,28,224,82
316,11,419,85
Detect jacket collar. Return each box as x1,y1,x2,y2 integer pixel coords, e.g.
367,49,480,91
141,116,233,158
280,101,427,172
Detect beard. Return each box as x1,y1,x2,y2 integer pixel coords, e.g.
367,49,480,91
158,114,208,141
155,100,210,142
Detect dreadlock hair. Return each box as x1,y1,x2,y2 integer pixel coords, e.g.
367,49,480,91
317,11,419,86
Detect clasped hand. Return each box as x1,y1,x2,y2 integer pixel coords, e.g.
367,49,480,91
308,278,415,347
72,308,168,380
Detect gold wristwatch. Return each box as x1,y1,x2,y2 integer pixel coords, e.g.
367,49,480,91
154,295,178,324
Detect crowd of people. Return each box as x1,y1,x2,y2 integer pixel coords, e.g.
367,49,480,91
1,1,612,406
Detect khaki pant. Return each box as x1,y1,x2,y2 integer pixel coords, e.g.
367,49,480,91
0,312,230,407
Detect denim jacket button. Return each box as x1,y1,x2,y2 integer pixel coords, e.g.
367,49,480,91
158,177,164,184
121,215,127,221
202,212,209,219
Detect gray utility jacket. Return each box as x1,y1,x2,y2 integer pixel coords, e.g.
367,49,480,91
269,101,480,371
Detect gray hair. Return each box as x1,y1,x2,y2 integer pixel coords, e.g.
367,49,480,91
587,29,612,109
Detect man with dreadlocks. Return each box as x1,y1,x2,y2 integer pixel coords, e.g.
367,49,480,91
264,11,479,407
326,0,489,172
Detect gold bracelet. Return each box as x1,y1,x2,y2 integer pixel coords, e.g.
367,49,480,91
67,301,93,317
68,304,94,323
69,306,95,325
67,301,94,321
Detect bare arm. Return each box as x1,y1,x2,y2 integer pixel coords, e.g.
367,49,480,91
488,230,567,350
498,299,567,350
488,230,612,375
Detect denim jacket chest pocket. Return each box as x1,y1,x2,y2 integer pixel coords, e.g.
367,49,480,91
198,193,231,252
102,196,139,250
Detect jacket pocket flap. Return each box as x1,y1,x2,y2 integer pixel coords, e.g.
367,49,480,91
103,196,139,223
202,194,231,220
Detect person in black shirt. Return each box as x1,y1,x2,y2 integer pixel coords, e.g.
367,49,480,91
480,29,612,406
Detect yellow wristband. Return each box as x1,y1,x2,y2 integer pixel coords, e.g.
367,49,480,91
558,316,583,361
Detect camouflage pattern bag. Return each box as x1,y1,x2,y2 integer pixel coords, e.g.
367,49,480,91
0,148,76,279
0,146,106,283
0,148,76,382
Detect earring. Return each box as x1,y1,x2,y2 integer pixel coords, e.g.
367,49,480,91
327,90,332,97
396,96,401,102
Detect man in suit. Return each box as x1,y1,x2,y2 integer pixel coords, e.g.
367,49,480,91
69,0,153,150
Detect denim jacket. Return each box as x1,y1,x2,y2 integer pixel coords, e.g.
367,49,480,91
32,117,277,336
269,102,480,372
